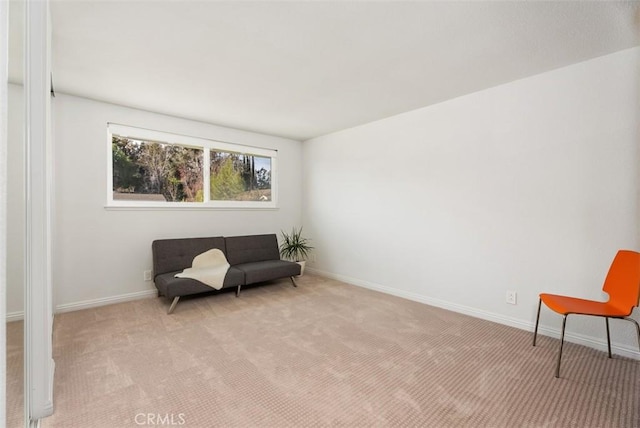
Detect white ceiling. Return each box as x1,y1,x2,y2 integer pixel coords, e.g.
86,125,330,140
9,1,640,141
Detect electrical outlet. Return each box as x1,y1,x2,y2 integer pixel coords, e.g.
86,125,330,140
506,290,517,305
144,270,152,281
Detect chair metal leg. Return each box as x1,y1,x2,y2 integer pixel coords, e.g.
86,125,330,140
290,276,298,287
555,315,568,378
236,285,241,297
168,296,180,314
533,298,542,346
624,317,640,351
605,317,612,358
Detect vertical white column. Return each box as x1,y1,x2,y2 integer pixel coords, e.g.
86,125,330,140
25,0,54,421
0,0,9,425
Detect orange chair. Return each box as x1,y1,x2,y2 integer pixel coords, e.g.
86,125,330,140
533,250,640,378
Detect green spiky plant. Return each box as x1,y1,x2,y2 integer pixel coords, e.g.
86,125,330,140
279,227,314,262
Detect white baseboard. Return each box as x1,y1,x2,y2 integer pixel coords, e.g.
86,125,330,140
7,310,24,322
7,289,158,320
306,267,640,360
55,289,157,314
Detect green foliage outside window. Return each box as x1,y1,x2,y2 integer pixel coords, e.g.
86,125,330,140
210,150,271,201
210,157,245,200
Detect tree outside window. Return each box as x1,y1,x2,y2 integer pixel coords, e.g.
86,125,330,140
108,124,277,208
112,136,203,202
209,151,271,202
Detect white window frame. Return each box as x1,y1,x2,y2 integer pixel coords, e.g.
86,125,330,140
106,123,278,209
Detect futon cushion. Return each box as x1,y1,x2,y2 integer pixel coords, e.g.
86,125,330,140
155,267,244,299
234,260,301,285
152,237,226,277
225,234,280,265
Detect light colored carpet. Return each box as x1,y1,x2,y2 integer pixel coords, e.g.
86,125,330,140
40,275,639,428
6,320,24,428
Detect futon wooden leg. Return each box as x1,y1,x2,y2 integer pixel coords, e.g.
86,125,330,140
533,298,542,346
555,315,567,378
290,276,298,287
236,285,241,297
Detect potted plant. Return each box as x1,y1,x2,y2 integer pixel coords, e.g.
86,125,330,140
279,227,314,276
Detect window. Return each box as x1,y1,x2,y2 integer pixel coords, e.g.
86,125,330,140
107,124,277,208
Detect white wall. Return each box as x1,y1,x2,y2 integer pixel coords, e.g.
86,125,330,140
303,47,640,356
53,94,302,310
7,84,24,318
